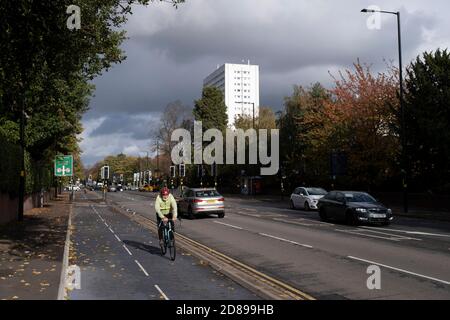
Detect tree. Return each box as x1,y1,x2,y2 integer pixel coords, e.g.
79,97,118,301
318,61,400,189
404,49,450,192
193,87,228,132
235,106,277,130
153,101,192,156
0,0,184,198
277,83,331,189
86,154,140,184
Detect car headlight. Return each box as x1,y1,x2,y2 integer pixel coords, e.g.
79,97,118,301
355,208,368,213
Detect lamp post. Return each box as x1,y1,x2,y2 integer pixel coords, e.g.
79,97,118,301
361,8,408,213
18,106,25,222
251,102,255,129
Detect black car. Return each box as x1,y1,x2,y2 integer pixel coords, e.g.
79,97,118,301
317,191,393,226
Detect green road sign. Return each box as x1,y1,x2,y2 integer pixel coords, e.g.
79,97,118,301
55,155,73,177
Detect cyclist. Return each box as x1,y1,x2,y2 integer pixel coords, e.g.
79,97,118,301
155,187,178,246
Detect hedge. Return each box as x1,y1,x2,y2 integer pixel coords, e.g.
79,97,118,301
0,132,53,197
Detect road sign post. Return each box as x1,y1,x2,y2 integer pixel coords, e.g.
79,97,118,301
55,155,74,201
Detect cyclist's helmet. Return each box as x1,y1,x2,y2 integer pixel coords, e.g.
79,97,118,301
160,187,170,197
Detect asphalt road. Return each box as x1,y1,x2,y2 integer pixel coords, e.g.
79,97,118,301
67,192,259,300
106,190,450,300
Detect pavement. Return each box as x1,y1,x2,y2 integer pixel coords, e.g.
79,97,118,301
0,194,70,300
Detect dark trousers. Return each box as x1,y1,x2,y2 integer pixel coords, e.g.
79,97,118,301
156,212,174,241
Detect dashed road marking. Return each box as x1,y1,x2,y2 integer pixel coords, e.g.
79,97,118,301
155,285,169,300
114,234,122,242
348,256,450,286
236,212,262,218
335,229,401,241
258,233,313,249
360,226,450,238
135,260,149,277
272,217,334,227
123,245,133,256
355,228,422,241
213,221,244,230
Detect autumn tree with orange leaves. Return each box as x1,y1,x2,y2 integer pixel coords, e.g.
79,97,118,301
315,61,400,189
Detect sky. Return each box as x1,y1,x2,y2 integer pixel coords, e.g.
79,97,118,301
80,0,450,167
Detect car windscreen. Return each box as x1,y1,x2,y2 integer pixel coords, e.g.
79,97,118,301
306,188,327,196
195,190,221,198
345,193,377,203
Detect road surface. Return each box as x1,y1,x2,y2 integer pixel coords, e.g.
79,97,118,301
105,190,450,300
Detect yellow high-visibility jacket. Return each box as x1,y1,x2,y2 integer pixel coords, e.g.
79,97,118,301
155,194,178,219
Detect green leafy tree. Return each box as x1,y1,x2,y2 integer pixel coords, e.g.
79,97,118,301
194,87,228,132
277,83,331,189
405,49,450,192
0,0,184,198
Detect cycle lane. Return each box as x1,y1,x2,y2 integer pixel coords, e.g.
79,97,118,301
67,199,259,300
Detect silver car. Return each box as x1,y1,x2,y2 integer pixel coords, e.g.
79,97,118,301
178,188,225,219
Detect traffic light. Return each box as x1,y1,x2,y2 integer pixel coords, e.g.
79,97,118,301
197,165,206,178
179,164,186,178
211,163,217,177
101,166,110,180
170,166,176,178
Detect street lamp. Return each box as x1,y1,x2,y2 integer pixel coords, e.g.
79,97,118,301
361,8,408,213
251,102,255,129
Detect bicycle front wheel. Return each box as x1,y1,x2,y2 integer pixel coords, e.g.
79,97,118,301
168,232,176,261
160,231,167,256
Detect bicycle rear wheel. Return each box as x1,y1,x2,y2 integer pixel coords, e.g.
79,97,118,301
168,231,176,261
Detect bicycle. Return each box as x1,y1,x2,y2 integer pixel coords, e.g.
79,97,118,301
159,219,176,261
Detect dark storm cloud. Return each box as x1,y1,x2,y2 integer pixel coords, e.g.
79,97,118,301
86,0,435,118
81,0,448,166
89,112,160,140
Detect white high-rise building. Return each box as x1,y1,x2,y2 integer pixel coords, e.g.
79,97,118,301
203,63,260,127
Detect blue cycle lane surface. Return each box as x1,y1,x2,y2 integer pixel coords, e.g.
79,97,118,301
67,195,260,300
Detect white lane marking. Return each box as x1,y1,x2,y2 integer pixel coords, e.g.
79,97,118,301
360,226,450,238
355,228,422,241
272,218,315,226
348,256,450,286
108,227,115,234
92,206,107,223
262,214,289,218
213,221,244,230
258,233,313,249
114,234,122,242
135,260,149,277
236,212,262,218
123,245,133,256
335,229,400,241
273,217,334,227
155,285,170,300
